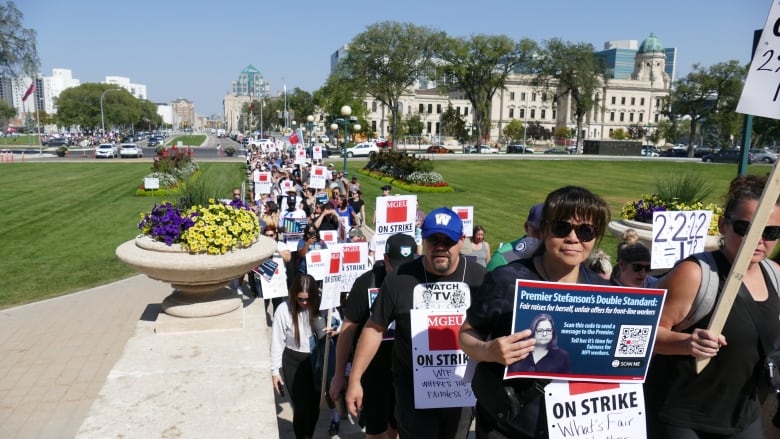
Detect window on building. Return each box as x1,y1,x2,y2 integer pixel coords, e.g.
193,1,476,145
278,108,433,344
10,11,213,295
640,98,645,106
456,106,461,114
521,92,527,101
509,108,514,118
541,109,546,119
639,113,644,122
629,113,634,122
437,104,441,113
611,96,616,105
372,102,377,112
520,108,525,119
610,112,615,121
656,98,662,108
530,109,536,119
510,92,515,100
620,113,625,122
464,107,469,116
427,104,433,113
427,121,432,133
621,97,626,105
631,97,635,105
532,92,537,102
435,122,440,134
372,121,377,131
609,128,614,137
419,103,424,113
655,114,659,122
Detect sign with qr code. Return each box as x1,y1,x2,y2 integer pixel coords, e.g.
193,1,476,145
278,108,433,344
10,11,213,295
505,280,665,383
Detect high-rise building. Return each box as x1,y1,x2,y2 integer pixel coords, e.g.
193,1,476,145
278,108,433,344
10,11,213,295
231,65,270,98
597,34,677,81
105,76,147,100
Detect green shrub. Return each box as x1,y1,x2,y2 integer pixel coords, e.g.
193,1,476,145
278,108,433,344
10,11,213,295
654,174,713,205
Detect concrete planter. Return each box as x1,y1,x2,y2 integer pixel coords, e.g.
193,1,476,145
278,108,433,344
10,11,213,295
115,235,276,318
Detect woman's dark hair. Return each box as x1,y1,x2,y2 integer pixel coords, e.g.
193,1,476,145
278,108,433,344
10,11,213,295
303,223,320,240
530,313,559,349
288,274,321,347
724,174,778,218
265,201,278,213
263,223,278,236
540,185,610,246
616,229,650,263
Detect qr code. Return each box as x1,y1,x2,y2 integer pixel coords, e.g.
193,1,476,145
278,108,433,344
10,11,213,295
614,325,651,358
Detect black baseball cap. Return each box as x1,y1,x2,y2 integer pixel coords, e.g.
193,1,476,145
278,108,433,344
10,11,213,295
381,184,392,191
384,233,417,268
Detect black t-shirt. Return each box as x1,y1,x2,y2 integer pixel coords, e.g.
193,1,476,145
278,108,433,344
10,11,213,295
343,262,392,367
370,257,486,376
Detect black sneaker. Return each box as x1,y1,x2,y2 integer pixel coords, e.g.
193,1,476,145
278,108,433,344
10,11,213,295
328,420,339,436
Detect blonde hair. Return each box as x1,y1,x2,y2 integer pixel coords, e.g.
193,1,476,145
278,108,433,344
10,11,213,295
617,229,650,263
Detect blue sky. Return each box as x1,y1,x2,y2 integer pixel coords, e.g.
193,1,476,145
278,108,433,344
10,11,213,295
22,0,771,116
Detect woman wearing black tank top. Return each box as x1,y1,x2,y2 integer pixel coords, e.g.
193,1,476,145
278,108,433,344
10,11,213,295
647,175,780,438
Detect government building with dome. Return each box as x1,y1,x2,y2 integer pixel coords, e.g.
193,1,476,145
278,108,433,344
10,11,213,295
359,34,675,147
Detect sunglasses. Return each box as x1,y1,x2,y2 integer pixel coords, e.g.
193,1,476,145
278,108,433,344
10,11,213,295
296,296,309,303
535,328,553,335
631,263,652,273
549,221,598,242
426,235,458,248
726,218,780,241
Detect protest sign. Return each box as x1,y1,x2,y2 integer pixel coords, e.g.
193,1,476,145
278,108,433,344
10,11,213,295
736,0,780,118
544,381,646,439
452,206,474,237
410,309,475,409
305,249,330,280
373,195,417,260
651,210,712,269
505,280,665,383
313,145,323,161
321,250,341,309
310,166,327,189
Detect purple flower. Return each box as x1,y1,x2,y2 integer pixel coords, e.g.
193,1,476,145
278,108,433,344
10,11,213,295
138,202,193,245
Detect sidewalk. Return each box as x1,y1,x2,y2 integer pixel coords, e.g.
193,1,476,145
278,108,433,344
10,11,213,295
0,275,366,438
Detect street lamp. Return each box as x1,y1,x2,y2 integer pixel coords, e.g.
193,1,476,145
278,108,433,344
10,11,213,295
330,105,361,176
100,88,122,137
306,115,314,145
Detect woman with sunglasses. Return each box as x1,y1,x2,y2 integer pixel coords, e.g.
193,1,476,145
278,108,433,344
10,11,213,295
645,174,780,439
507,313,570,374
271,274,328,439
459,185,610,438
611,229,657,288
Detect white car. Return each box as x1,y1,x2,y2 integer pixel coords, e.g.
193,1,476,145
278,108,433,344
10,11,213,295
95,144,117,159
477,145,498,154
345,142,380,157
119,143,143,158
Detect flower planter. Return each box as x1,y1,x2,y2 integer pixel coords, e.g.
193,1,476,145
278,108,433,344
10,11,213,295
116,235,276,318
607,219,720,252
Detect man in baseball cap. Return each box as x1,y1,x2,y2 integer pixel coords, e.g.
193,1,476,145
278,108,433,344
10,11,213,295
486,202,544,271
345,209,485,437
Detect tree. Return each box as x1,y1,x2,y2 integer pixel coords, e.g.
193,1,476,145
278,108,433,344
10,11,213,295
338,21,443,147
526,121,551,141
404,114,424,137
0,99,16,131
503,119,524,142
752,116,780,148
668,61,746,156
627,124,647,140
55,83,149,132
0,1,39,77
438,34,537,145
534,39,605,153
610,128,628,140
439,104,468,144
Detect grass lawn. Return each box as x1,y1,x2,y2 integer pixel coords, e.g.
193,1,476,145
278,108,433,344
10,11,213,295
0,162,246,308
169,135,207,147
0,158,759,309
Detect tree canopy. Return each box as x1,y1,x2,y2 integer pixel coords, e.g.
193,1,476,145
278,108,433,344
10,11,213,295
338,21,444,146
437,34,537,144
0,1,39,77
55,83,161,132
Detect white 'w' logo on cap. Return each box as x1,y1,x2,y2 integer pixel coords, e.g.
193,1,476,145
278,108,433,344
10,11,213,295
435,213,451,226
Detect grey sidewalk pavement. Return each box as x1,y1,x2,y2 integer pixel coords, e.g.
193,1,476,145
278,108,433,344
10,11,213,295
0,274,367,438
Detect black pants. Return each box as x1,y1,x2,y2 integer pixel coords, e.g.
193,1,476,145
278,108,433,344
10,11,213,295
282,348,319,439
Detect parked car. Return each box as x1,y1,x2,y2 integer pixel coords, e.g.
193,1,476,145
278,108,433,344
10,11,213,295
507,144,534,154
119,143,143,158
641,146,660,157
426,145,453,154
95,143,117,159
147,136,164,147
662,148,690,158
45,138,70,147
701,149,754,164
750,149,777,163
543,148,569,154
317,135,329,143
345,142,380,157
465,144,499,154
